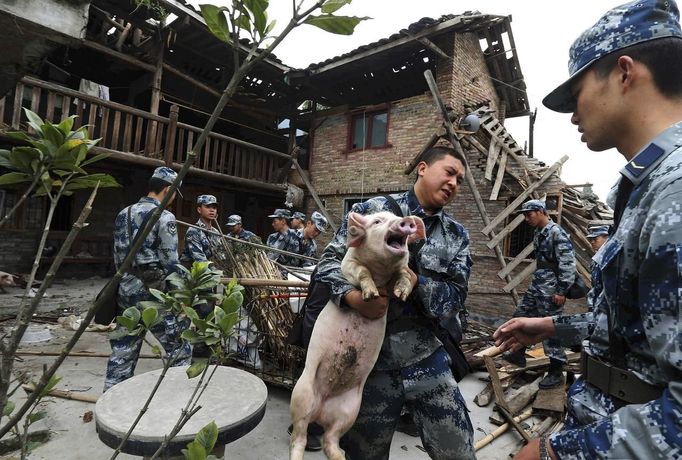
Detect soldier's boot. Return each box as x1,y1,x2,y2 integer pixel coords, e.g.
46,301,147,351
539,358,565,389
503,349,526,367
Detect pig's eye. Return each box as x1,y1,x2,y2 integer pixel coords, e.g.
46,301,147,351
374,219,382,225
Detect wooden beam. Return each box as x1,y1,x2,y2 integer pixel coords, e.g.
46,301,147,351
403,130,441,175
83,39,156,72
291,158,338,233
498,242,534,279
503,260,537,292
487,213,524,250
482,155,569,235
489,150,507,200
484,138,499,181
484,356,532,443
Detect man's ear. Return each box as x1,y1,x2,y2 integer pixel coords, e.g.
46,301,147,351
616,55,636,89
416,161,428,178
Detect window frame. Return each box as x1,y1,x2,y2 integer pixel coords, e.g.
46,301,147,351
346,105,391,152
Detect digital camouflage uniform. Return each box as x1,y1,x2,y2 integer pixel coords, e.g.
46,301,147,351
180,219,221,266
513,218,575,364
104,170,192,391
234,228,260,243
299,211,328,266
549,121,682,460
316,189,474,460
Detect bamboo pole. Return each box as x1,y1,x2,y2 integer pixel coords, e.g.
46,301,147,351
16,350,159,359
474,409,533,451
21,384,98,403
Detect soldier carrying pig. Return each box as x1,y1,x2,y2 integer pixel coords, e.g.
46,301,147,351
315,145,475,459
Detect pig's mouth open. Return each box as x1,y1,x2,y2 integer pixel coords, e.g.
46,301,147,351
385,232,408,254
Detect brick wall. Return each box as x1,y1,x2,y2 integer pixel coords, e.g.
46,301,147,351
305,30,589,322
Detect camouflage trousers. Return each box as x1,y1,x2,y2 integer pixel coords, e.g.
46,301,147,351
514,288,567,363
103,292,192,391
340,347,474,460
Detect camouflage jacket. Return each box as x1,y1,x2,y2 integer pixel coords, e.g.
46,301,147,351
180,219,220,265
113,196,180,297
316,188,472,370
529,220,576,297
266,228,301,267
551,121,682,458
300,237,317,266
234,228,261,244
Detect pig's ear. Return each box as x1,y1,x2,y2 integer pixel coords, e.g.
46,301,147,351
407,217,426,244
346,212,367,248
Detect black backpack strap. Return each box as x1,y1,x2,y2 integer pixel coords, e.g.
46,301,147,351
383,194,403,217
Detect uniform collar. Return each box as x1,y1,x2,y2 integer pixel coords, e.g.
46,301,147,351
140,196,160,206
195,219,212,229
538,219,555,236
620,120,682,185
407,188,444,221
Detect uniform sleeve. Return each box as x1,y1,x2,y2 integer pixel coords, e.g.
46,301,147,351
157,213,180,274
550,188,682,459
551,312,594,347
416,227,472,319
183,228,208,263
554,228,576,295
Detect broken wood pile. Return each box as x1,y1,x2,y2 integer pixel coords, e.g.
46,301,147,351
560,186,614,278
467,343,580,453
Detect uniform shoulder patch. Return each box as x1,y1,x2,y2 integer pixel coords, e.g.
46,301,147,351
167,221,177,235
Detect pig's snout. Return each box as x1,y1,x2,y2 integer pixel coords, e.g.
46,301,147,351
394,218,417,235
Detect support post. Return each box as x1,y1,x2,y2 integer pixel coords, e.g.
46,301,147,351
164,105,179,165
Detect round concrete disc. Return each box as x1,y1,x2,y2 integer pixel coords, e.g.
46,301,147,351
95,365,267,456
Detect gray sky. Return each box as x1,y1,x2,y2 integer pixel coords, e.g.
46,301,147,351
190,0,629,201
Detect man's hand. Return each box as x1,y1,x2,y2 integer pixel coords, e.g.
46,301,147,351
493,317,556,352
513,438,557,460
552,294,566,305
344,289,390,319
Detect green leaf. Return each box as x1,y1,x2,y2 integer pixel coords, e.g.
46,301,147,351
204,336,221,346
186,360,207,379
42,123,65,148
151,345,162,356
303,14,370,35
28,410,47,424
184,441,207,460
117,307,141,331
264,19,276,36
194,421,218,452
219,313,238,336
321,0,351,14
142,307,159,328
23,109,45,135
80,152,111,167
0,150,16,170
3,400,15,416
0,172,31,186
221,291,243,314
40,375,62,397
183,306,200,323
57,115,76,135
236,12,251,31
181,329,202,343
9,147,40,173
200,4,231,42
4,131,29,142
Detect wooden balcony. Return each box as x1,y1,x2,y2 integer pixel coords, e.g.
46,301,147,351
0,76,290,192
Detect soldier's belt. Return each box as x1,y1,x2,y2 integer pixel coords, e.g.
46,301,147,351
581,352,664,404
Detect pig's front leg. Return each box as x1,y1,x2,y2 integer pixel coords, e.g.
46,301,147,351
344,260,379,300
392,266,415,301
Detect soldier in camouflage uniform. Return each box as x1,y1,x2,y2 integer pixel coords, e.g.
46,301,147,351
316,146,474,459
299,211,328,265
180,194,221,269
504,199,576,389
585,225,609,311
493,1,682,458
266,208,302,268
104,167,192,391
291,211,307,238
225,214,261,243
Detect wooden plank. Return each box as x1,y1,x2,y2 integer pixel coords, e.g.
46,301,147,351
474,346,502,359
45,92,56,122
533,385,566,414
111,111,121,151
498,242,535,279
123,113,133,152
0,96,5,125
87,104,97,138
489,151,508,200
484,138,499,181
218,141,227,174
202,136,211,170
176,128,185,163
503,260,537,292
100,107,110,145
484,356,532,442
487,213,525,250
482,155,569,235
12,82,24,128
292,158,337,233
211,139,219,171
30,86,41,114
133,116,144,154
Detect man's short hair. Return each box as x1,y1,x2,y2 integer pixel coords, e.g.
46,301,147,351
148,177,170,194
420,146,467,170
591,37,682,99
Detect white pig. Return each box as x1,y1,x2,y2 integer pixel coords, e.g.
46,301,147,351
290,211,425,460
0,271,16,294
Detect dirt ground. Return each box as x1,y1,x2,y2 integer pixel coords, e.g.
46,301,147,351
0,279,534,459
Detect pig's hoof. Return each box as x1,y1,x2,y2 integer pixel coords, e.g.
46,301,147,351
362,289,379,300
394,284,413,301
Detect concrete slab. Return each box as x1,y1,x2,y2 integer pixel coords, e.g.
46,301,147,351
1,279,538,459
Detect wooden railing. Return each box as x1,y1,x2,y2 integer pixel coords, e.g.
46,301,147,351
0,76,288,183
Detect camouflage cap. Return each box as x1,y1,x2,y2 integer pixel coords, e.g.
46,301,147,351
268,208,292,219
543,0,682,113
587,225,610,238
292,211,307,221
310,211,329,232
151,166,183,198
515,199,547,213
197,194,217,206
225,214,242,227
